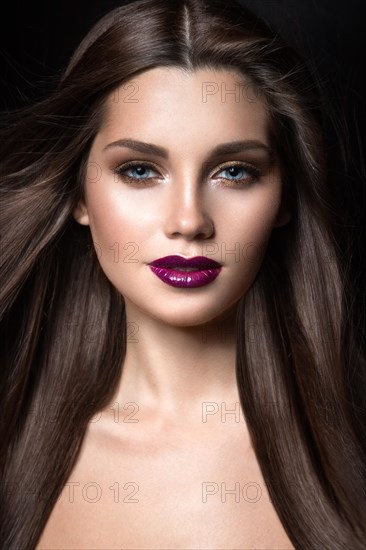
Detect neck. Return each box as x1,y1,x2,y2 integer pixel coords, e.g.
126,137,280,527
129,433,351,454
110,302,239,422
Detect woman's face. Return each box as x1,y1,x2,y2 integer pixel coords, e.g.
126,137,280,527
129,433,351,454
73,67,290,326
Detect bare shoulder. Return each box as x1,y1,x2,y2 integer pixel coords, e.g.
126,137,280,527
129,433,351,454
37,409,295,549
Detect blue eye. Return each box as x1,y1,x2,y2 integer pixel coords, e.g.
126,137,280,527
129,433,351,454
113,161,261,186
114,162,158,182
216,163,261,184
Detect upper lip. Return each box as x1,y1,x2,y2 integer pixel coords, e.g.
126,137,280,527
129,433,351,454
149,255,222,268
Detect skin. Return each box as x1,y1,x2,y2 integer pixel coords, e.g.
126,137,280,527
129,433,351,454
73,66,290,426
37,67,295,549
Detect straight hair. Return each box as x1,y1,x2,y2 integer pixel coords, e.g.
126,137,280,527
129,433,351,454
1,0,365,547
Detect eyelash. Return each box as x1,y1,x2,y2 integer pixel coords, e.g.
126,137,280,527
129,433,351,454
112,160,262,187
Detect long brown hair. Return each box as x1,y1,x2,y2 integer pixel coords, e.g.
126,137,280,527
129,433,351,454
1,0,365,547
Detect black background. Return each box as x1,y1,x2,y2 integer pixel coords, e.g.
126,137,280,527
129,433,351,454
1,0,365,332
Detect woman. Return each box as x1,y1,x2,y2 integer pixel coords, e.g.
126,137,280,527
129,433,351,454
1,0,365,548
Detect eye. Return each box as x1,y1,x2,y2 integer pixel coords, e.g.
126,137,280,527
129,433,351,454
113,161,160,185
213,162,261,186
113,160,262,187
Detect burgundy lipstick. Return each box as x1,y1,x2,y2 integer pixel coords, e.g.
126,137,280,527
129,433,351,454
148,255,222,288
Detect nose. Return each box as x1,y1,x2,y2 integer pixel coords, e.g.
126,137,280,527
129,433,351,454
163,176,214,241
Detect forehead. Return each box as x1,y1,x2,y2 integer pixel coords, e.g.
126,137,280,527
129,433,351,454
99,67,270,147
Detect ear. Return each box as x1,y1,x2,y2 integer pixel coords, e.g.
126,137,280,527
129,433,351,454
72,200,90,226
273,198,292,228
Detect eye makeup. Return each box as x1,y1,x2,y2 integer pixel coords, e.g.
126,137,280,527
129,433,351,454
112,159,262,187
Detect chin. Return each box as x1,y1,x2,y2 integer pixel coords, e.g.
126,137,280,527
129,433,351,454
133,299,238,329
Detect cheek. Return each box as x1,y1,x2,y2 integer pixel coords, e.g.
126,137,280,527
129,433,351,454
85,184,151,258
222,186,282,252
85,192,146,293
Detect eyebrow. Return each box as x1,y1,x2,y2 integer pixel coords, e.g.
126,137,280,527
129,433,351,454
102,138,273,160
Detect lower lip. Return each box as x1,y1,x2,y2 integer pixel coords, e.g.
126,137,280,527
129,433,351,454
149,266,222,288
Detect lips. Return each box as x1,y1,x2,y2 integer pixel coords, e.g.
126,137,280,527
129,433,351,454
149,255,221,269
148,255,222,288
